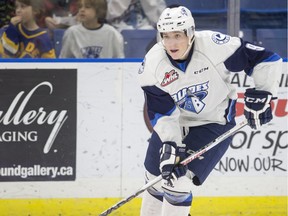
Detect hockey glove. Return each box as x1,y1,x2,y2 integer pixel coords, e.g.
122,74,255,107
244,88,273,130
159,141,187,187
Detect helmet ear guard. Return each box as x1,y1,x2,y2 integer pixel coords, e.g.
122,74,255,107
185,26,195,39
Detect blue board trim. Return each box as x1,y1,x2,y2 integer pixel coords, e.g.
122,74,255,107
0,58,143,63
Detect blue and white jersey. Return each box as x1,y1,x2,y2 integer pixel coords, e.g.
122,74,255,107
138,30,282,145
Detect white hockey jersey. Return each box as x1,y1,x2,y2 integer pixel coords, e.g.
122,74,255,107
138,30,282,145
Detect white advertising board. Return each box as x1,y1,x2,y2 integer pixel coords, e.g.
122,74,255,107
0,61,286,199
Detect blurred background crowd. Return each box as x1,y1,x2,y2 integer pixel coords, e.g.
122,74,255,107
0,0,287,59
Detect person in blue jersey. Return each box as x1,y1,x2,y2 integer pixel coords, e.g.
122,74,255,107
0,0,56,58
138,6,282,216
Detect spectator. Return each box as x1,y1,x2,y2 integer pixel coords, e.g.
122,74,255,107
106,0,166,32
0,0,56,58
59,0,124,58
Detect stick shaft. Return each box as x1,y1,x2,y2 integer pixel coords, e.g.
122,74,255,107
99,176,162,216
181,120,247,166
99,120,247,216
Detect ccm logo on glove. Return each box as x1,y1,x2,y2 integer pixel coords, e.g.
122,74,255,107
245,97,269,103
244,88,274,130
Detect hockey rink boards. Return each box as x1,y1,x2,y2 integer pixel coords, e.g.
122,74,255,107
0,59,286,216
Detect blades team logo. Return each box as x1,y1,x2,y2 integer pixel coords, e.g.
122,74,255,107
171,81,209,114
81,46,102,58
180,7,189,16
181,90,207,113
161,69,179,86
212,33,230,45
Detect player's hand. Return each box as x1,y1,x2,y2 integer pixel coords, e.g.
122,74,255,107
11,16,22,26
244,88,273,130
159,142,187,187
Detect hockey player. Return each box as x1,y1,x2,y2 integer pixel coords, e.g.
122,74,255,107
138,6,282,216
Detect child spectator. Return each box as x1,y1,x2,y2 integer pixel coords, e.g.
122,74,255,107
59,0,124,58
0,0,56,58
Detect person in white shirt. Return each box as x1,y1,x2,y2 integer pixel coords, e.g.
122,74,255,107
60,0,124,58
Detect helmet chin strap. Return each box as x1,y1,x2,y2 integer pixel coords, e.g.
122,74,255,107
179,35,195,60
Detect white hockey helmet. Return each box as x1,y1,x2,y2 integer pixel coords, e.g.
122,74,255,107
157,6,195,38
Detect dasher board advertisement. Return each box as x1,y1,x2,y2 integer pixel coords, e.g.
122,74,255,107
0,69,77,181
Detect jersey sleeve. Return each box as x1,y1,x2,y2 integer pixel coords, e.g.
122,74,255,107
141,85,182,144
195,31,282,96
138,52,183,145
224,40,282,96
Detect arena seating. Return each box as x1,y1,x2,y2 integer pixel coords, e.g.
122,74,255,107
165,0,227,13
165,0,228,29
240,0,287,29
239,29,253,42
121,29,157,58
239,0,287,57
256,29,287,58
52,29,66,58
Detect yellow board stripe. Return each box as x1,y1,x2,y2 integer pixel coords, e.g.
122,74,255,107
0,196,287,216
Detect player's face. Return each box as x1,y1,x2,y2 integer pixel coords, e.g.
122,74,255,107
162,31,190,60
77,0,97,23
15,1,34,24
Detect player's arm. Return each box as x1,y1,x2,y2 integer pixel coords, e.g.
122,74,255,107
138,54,187,184
224,40,282,129
224,40,282,95
142,85,182,144
142,85,187,185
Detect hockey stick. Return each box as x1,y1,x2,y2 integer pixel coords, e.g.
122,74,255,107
99,119,248,216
